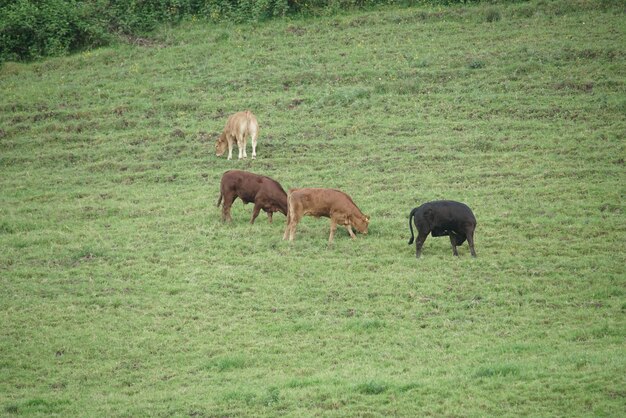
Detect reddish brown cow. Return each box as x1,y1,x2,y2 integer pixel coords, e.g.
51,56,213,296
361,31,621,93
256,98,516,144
215,110,259,160
217,170,287,224
283,188,370,243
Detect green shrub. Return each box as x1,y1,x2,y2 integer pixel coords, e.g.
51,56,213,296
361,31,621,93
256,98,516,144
0,0,498,62
0,0,296,62
0,0,111,62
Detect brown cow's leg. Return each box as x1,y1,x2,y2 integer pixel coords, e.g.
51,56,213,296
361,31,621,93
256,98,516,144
250,203,261,224
449,234,459,256
328,219,337,244
345,224,356,239
267,211,273,224
467,229,477,258
415,231,429,258
222,194,234,222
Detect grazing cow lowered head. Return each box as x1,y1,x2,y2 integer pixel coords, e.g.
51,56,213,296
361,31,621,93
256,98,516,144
215,110,259,160
283,188,370,244
217,170,287,224
408,200,477,258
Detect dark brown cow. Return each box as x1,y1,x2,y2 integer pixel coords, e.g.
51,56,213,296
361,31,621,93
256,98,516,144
283,188,370,243
217,170,287,224
408,200,477,258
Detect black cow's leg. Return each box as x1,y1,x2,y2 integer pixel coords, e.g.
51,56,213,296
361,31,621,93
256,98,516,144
415,231,428,258
250,203,261,224
449,234,459,256
467,229,477,257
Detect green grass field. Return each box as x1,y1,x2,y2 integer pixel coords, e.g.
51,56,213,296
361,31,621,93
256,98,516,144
1,0,625,415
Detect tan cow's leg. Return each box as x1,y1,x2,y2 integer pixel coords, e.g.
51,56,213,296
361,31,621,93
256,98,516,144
227,139,233,160
345,224,356,239
251,129,257,159
237,135,245,159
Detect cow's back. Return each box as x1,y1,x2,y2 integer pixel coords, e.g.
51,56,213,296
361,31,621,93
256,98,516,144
417,200,476,230
289,188,361,217
221,170,261,202
225,111,257,135
223,169,286,207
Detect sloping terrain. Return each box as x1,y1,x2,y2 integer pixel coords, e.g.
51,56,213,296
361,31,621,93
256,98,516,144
1,1,624,415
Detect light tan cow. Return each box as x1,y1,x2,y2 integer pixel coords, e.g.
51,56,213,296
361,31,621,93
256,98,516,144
283,188,370,243
215,110,259,160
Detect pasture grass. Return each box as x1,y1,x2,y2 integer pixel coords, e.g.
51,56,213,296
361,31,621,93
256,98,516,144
1,0,625,415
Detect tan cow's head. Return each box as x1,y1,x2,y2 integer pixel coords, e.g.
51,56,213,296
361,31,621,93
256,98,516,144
352,214,370,234
215,133,227,156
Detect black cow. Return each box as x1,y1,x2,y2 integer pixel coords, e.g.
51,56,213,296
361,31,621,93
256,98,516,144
408,201,477,258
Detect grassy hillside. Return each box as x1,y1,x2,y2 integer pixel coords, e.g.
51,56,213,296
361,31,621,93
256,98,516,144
1,1,624,416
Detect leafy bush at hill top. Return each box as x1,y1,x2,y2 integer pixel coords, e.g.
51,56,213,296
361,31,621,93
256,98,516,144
1,0,484,62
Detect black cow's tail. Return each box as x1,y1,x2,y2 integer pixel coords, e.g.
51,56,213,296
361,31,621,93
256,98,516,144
408,207,417,245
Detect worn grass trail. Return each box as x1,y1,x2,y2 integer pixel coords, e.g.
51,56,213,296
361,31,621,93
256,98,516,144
1,1,625,416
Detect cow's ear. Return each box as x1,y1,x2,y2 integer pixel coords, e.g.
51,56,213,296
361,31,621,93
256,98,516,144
365,216,370,223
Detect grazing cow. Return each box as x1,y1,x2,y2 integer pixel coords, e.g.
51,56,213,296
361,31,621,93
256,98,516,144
215,110,259,160
217,170,287,224
283,188,370,243
408,200,477,258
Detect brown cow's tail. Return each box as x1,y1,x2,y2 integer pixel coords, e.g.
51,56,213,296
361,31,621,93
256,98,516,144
408,207,417,245
217,190,223,208
287,190,294,221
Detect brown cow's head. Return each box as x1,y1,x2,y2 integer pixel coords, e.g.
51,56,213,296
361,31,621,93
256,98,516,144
215,133,227,156
352,214,370,234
